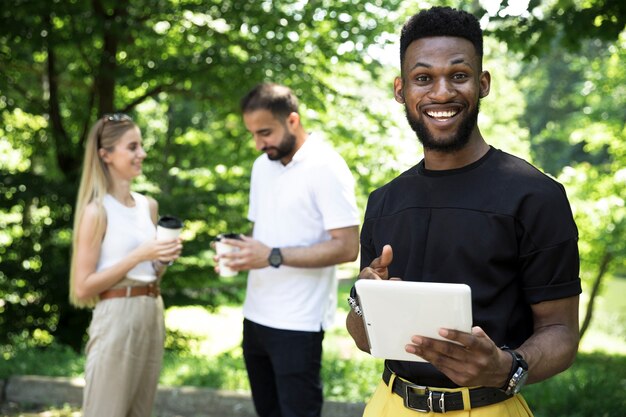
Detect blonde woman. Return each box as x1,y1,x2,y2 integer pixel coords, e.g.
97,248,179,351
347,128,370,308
70,113,182,417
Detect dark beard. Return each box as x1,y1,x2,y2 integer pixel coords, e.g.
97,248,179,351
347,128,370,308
265,131,296,161
405,101,480,153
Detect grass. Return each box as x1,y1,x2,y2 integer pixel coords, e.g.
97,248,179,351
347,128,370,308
0,403,80,417
523,352,626,417
157,278,383,400
1,276,625,416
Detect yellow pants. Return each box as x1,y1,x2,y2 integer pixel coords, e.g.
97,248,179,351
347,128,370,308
364,377,534,417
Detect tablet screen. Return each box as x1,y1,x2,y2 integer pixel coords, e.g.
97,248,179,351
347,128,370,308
355,279,473,362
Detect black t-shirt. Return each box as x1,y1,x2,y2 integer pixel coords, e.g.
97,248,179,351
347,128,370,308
360,147,581,387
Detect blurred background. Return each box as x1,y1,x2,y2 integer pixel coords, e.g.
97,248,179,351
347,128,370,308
0,0,624,414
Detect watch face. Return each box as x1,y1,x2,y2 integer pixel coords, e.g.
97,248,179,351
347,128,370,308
509,367,528,395
269,248,282,267
513,368,528,394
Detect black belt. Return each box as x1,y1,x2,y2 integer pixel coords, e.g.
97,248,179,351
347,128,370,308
383,366,511,413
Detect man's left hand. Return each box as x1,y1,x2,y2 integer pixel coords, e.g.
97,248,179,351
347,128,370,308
219,235,271,271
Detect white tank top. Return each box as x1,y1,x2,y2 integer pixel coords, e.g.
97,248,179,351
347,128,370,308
97,192,157,282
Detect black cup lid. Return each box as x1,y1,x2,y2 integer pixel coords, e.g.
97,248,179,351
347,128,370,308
216,233,242,241
158,215,183,228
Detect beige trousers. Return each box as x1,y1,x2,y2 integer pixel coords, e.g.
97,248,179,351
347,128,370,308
82,279,165,417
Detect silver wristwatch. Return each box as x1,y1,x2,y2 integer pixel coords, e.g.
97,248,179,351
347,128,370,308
347,284,363,317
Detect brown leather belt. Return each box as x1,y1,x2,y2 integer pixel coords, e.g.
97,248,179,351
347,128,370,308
383,366,511,413
99,283,160,300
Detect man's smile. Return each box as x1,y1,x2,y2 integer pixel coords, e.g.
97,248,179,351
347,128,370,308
425,109,460,121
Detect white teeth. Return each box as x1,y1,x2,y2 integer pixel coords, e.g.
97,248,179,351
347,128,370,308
427,110,457,119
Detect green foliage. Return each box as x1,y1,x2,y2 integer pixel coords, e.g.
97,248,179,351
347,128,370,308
2,339,625,416
322,353,383,402
517,36,625,176
486,13,626,339
161,347,250,391
479,37,531,159
587,277,626,344
0,339,84,379
0,403,79,417
163,328,204,355
0,158,91,350
2,274,626,412
513,31,626,338
523,352,626,417
485,0,626,60
0,0,406,349
2,0,625,357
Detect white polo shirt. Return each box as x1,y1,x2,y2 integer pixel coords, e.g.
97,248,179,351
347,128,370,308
243,134,360,331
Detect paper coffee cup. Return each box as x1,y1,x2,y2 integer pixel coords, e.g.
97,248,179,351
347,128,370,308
215,233,242,277
156,215,183,241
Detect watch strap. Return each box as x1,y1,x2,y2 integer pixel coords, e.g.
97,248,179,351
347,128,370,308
502,349,518,389
501,348,528,394
506,349,528,370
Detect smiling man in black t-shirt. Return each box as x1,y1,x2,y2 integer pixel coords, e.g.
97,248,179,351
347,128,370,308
346,6,581,417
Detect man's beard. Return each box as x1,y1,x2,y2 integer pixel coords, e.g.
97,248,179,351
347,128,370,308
264,131,296,161
405,101,480,153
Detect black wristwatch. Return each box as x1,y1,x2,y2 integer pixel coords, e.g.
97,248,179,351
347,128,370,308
268,247,283,268
502,349,529,395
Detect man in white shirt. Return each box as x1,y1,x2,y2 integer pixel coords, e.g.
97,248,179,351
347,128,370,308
218,82,360,417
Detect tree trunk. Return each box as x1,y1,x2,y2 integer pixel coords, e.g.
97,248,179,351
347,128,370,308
44,11,75,178
95,22,119,114
579,251,613,339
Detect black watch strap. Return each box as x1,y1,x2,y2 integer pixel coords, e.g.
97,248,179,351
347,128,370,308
502,349,529,395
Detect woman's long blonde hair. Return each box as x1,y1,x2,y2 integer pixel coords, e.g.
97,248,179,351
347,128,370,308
69,115,137,308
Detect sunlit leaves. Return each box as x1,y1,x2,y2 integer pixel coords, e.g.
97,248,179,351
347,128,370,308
485,0,626,59
560,163,626,276
3,0,623,350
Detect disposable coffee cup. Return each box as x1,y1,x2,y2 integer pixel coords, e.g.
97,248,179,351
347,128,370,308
215,233,242,277
156,215,183,241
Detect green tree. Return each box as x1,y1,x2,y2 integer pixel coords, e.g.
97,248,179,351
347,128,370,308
487,2,626,339
3,0,624,353
485,0,626,60
0,0,404,350
552,36,626,338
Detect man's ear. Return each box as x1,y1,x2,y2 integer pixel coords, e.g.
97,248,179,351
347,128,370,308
479,70,491,99
393,76,405,104
286,111,300,128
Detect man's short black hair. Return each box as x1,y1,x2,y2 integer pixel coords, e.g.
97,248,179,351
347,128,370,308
240,83,299,120
400,6,483,69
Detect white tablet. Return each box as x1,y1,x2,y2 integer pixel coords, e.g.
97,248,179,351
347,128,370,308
355,279,473,362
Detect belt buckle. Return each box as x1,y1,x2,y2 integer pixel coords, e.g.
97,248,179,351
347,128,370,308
147,283,157,297
404,382,430,413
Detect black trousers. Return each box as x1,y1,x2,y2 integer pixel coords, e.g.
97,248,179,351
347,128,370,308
242,318,325,417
